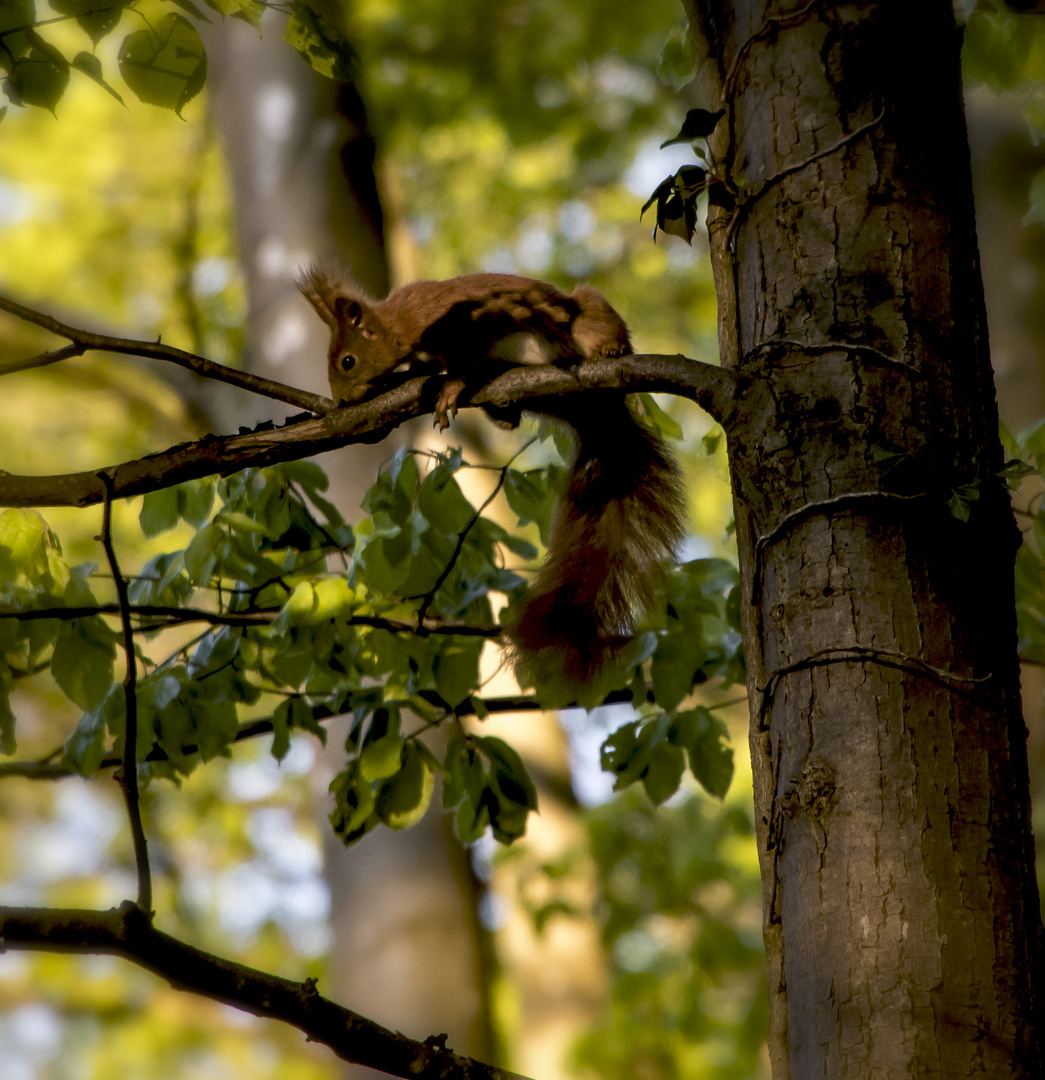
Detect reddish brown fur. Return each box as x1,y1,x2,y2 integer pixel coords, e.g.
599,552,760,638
298,268,631,407
298,268,685,686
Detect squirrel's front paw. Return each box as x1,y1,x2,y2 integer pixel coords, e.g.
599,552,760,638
434,378,466,431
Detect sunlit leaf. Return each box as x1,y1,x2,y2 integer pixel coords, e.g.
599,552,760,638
283,4,356,81
376,742,435,829
118,14,207,115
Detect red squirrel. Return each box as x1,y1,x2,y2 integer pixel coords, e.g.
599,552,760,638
299,267,685,686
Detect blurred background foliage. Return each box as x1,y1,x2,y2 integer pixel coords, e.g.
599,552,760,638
1,1,1045,1079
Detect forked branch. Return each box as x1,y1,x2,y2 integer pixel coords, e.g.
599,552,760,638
0,292,332,414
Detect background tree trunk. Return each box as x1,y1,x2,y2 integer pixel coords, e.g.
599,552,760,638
202,16,495,1076
684,1,1044,1074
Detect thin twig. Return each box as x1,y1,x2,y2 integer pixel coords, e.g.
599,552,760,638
0,292,332,414
98,477,152,915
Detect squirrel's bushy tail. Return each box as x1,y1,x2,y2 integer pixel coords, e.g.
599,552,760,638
506,394,686,686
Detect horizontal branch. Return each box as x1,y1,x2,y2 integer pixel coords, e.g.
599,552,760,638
0,686,651,781
1,603,502,638
0,355,736,509
0,292,332,415
0,903,533,1080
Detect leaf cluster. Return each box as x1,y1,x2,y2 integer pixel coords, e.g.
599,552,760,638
2,442,747,847
0,1,355,119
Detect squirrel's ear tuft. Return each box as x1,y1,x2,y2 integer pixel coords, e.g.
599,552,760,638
298,263,374,330
297,264,341,329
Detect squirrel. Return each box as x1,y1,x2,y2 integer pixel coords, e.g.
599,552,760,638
298,267,686,687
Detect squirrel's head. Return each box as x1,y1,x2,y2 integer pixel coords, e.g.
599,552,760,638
297,266,397,404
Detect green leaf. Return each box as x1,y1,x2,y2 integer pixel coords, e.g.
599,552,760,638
329,763,378,844
169,0,214,21
641,741,685,804
963,9,1032,91
376,742,435,829
417,463,475,535
504,467,559,546
202,0,254,13
183,522,223,583
62,686,123,775
51,0,127,44
50,618,116,709
477,735,538,810
0,507,50,585
946,481,980,522
434,639,482,708
128,551,191,608
488,792,530,844
455,792,490,844
634,394,683,441
601,718,649,788
674,707,734,798
442,733,470,808
71,52,124,103
283,4,356,80
651,625,703,712
118,14,207,115
180,479,216,527
359,708,404,781
9,46,70,112
657,18,696,91
140,487,180,536
0,0,35,66
270,699,293,761
1026,166,1045,227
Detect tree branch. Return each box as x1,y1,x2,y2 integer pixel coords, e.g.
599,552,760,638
0,902,534,1080
0,292,332,414
0,355,736,509
0,685,656,781
2,603,502,637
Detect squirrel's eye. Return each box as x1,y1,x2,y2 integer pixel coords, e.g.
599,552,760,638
336,354,357,374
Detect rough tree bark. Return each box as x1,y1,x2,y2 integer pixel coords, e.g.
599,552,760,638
683,1,1045,1075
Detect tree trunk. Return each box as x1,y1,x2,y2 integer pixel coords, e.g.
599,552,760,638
683,1,1045,1074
